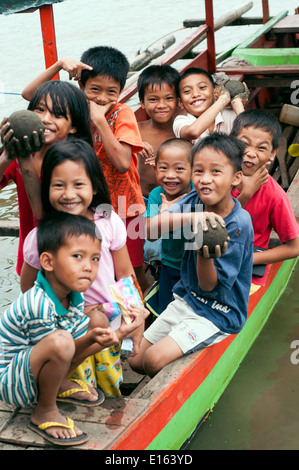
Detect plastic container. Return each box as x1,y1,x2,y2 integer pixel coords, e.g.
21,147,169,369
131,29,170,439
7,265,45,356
280,104,299,126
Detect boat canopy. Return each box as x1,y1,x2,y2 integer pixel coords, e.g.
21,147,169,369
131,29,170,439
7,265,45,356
0,0,64,15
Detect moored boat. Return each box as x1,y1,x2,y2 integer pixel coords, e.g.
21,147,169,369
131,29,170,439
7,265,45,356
0,0,298,450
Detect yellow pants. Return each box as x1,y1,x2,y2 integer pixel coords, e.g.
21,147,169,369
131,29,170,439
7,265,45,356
69,342,123,397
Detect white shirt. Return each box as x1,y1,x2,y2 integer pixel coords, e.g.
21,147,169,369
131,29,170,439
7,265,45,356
173,108,237,144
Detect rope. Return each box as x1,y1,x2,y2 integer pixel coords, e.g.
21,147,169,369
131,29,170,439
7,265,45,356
0,92,22,95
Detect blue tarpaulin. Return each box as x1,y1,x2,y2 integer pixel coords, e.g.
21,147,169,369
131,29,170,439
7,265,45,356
0,0,64,15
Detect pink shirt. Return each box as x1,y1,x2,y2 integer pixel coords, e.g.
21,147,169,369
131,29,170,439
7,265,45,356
23,209,127,304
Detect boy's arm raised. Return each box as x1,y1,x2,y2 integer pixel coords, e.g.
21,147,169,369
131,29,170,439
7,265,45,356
179,91,230,141
22,58,93,101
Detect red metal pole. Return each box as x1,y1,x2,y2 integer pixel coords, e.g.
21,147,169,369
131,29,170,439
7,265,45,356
39,5,59,79
262,0,269,23
205,0,216,74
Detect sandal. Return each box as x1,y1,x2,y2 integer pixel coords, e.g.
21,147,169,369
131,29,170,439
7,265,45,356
28,416,88,446
57,378,105,406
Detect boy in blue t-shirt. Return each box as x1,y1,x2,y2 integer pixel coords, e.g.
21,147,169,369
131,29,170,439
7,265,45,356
144,138,193,316
130,133,254,377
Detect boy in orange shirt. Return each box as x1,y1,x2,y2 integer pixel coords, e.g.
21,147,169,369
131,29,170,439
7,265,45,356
79,46,148,291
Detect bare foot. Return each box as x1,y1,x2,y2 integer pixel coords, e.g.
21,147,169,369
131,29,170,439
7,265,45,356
31,405,83,440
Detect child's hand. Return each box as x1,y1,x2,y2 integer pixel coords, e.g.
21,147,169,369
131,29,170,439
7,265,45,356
191,211,226,233
89,100,116,124
200,239,229,258
160,192,188,212
138,142,155,166
59,57,93,81
214,80,231,106
231,82,250,106
192,211,229,258
0,118,16,160
90,326,119,348
1,117,45,159
117,304,149,340
242,163,269,197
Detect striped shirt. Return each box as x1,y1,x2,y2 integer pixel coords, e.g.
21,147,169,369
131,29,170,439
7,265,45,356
0,271,89,406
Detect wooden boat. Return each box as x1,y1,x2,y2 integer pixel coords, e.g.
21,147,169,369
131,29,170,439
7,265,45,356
0,0,298,450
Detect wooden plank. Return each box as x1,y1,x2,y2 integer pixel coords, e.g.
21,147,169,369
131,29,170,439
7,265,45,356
272,15,299,33
217,64,299,75
184,17,266,27
0,220,19,236
0,396,150,450
119,25,208,103
235,10,288,48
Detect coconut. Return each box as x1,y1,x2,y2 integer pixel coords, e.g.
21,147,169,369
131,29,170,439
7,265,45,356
223,79,245,99
195,219,228,258
7,110,45,154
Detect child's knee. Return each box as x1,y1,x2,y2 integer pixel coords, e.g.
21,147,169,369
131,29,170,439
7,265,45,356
143,347,164,377
88,307,109,328
47,330,75,362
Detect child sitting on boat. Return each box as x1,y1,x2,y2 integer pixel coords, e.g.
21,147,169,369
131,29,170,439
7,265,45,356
21,139,148,397
0,80,92,276
230,109,299,293
173,67,246,144
136,64,181,199
0,212,121,446
22,49,148,293
129,133,254,377
144,138,193,317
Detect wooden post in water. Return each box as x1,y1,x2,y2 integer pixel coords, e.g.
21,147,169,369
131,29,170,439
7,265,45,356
205,0,216,74
39,5,59,79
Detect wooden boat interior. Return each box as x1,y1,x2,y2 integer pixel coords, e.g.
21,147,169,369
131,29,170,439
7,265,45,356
0,0,298,450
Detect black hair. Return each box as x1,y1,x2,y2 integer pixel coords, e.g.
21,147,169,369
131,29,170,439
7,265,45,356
80,46,129,91
230,109,282,150
137,64,181,101
179,67,215,95
37,211,101,256
191,133,246,172
28,81,93,146
41,139,111,215
156,137,193,165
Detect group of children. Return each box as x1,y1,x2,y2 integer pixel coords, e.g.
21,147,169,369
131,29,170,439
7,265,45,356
0,44,298,446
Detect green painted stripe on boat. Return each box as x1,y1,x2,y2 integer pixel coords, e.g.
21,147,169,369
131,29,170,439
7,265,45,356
235,10,289,49
232,48,299,66
146,257,298,450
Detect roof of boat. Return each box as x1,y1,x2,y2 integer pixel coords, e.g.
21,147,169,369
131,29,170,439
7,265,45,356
0,0,64,15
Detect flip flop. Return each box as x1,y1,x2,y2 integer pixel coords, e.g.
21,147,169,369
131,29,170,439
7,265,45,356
56,378,105,406
28,416,89,447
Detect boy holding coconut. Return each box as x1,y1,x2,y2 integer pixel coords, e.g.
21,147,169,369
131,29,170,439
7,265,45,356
129,133,254,377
